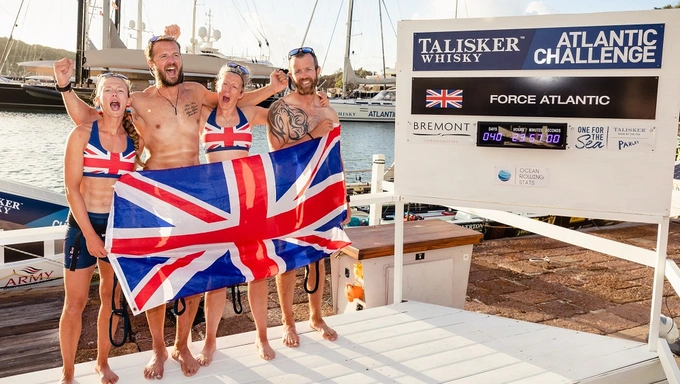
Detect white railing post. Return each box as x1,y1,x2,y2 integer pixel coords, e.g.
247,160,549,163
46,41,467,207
44,237,55,258
393,196,405,304
649,216,670,353
369,154,385,226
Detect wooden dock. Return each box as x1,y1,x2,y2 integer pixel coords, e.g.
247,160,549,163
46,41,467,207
0,301,666,383
0,286,63,378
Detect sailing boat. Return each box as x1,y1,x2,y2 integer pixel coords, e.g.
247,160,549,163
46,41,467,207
82,0,280,89
0,0,281,112
330,0,396,123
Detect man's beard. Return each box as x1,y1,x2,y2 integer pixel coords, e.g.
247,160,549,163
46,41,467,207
154,66,184,87
294,76,318,95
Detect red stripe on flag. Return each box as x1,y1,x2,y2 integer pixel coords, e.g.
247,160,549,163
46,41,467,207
122,175,226,223
236,241,281,280
295,234,351,250
134,251,205,310
232,156,268,222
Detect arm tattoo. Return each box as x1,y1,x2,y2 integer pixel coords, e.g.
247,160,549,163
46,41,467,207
267,100,310,145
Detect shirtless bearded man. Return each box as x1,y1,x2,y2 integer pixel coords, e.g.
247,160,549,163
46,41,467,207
266,46,351,348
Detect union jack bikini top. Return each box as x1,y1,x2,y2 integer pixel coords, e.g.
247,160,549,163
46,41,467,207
82,120,136,178
202,107,252,153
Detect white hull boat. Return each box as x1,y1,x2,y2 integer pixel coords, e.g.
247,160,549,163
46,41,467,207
331,88,396,123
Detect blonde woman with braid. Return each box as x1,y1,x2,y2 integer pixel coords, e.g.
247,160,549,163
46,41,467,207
59,73,144,384
197,62,333,364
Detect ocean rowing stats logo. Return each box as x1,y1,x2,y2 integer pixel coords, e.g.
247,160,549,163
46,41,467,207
426,89,463,108
498,169,512,182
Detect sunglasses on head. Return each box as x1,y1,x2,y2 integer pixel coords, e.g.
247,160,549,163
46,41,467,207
148,35,175,44
99,73,128,80
288,47,315,58
226,62,249,75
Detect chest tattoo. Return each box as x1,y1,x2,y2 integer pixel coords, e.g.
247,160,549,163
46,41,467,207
184,102,199,117
268,100,310,145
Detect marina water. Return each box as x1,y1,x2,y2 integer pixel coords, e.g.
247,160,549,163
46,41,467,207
0,111,395,194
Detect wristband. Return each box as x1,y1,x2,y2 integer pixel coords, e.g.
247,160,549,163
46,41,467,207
55,83,72,93
307,132,314,140
346,194,351,203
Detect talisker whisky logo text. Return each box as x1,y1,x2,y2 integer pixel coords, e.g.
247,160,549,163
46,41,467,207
413,23,664,71
0,197,21,215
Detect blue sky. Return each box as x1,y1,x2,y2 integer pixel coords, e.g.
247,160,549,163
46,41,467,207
0,0,675,75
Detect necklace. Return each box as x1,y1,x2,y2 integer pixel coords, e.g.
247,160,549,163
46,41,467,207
156,87,179,115
219,112,237,127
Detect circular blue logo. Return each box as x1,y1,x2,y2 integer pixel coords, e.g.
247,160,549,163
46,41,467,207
498,169,512,182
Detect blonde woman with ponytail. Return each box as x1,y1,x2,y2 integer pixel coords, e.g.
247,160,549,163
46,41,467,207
59,73,144,384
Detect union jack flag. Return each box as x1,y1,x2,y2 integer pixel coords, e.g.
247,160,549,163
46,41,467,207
105,127,350,315
426,89,463,109
83,145,136,177
202,108,253,152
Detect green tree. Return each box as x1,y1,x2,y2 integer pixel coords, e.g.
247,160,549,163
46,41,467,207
0,37,74,77
654,2,680,8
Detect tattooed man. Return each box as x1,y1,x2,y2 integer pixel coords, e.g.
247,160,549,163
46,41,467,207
266,46,351,348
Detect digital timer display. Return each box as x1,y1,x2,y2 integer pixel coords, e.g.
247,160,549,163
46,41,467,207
476,122,568,150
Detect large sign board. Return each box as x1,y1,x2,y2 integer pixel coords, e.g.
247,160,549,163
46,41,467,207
396,10,680,221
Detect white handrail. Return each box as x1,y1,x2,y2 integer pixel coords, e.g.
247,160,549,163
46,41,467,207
0,226,67,246
0,226,67,263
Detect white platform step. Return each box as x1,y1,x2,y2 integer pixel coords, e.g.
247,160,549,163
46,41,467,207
0,301,666,384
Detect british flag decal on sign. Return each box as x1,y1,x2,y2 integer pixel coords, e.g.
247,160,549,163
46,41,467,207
105,127,350,314
426,89,463,109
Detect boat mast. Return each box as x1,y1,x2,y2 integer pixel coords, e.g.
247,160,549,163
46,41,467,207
301,0,320,47
103,0,110,49
378,0,386,82
191,0,197,54
114,0,121,35
0,0,25,76
76,0,87,85
136,0,143,49
342,0,354,99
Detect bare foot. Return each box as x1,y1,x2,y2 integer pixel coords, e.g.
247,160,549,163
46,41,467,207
172,346,200,377
95,363,119,384
255,335,276,360
281,324,300,347
143,348,168,380
310,319,338,341
196,339,216,367
59,370,73,384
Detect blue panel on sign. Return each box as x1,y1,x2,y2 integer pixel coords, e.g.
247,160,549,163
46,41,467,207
413,23,664,71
